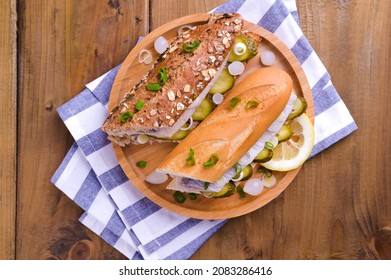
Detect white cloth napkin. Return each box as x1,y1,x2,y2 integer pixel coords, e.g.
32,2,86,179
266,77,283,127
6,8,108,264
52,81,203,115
51,0,357,260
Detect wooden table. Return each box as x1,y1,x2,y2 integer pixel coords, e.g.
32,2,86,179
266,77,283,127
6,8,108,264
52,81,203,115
1,0,390,260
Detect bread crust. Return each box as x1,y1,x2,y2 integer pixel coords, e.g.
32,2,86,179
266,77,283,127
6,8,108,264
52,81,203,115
156,67,293,183
102,13,250,145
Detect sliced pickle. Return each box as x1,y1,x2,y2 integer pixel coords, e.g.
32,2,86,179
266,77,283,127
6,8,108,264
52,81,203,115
233,165,253,181
276,124,293,142
192,98,214,121
156,125,190,141
253,147,273,163
203,181,236,198
167,128,190,140
287,97,308,120
228,35,258,62
209,68,235,94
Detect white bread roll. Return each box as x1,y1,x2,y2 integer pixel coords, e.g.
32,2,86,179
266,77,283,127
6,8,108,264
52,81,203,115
156,67,293,183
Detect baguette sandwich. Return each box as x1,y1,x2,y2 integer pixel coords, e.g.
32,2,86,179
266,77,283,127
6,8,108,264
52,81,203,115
102,13,261,146
156,67,300,195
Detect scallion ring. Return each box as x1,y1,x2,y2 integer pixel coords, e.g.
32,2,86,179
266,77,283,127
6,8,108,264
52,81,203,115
262,174,276,188
120,111,134,124
179,117,193,131
229,96,242,109
265,141,274,150
146,83,161,91
173,191,186,203
136,134,149,144
135,100,145,111
138,49,153,65
233,42,247,56
178,25,195,36
231,171,244,182
203,153,219,168
158,67,168,85
136,160,147,168
246,100,260,109
186,148,196,166
182,39,200,53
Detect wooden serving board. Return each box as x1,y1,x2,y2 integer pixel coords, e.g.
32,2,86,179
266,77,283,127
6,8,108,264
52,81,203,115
108,13,314,220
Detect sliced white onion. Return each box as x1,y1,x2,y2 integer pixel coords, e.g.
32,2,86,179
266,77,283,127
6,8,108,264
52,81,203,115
243,178,264,196
202,192,215,198
154,36,169,54
269,136,279,148
228,61,245,76
136,134,149,144
179,117,193,131
233,42,247,56
145,171,169,185
212,93,224,105
178,25,194,36
262,174,276,188
231,171,244,182
268,113,286,132
260,50,276,66
138,49,152,65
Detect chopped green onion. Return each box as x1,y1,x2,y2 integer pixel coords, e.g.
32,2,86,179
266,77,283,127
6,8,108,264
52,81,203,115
146,83,161,91
203,153,219,168
188,193,198,200
246,100,260,109
237,186,246,198
136,160,147,168
174,191,186,203
257,165,272,178
158,67,168,85
120,111,134,124
204,182,210,190
234,163,243,176
135,100,145,111
182,39,200,53
265,141,274,150
229,97,242,109
186,148,196,166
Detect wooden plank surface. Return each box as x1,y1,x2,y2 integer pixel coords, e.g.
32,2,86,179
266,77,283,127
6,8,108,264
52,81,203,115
0,0,17,260
1,0,389,259
16,0,148,259
294,0,391,260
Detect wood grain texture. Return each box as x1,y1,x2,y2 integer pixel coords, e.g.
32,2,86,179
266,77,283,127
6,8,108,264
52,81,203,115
294,0,391,260
150,0,226,29
16,0,147,259
1,0,389,260
0,0,17,260
191,0,391,259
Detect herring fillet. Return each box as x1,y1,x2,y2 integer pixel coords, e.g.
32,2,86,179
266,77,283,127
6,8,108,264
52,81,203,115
166,93,298,193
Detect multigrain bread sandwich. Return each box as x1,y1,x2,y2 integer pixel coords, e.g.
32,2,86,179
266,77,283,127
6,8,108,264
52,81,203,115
102,13,261,146
156,67,300,194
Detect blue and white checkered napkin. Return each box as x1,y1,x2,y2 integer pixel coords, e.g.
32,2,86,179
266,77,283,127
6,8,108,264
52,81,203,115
51,0,357,260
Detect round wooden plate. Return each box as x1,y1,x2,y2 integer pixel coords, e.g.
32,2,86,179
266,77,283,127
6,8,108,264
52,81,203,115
108,13,314,220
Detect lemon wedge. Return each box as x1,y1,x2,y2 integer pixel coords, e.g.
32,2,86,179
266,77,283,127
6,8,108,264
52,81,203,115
261,113,314,171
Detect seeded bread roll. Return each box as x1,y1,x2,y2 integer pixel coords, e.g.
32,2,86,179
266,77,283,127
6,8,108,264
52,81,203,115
156,67,293,183
102,13,260,146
